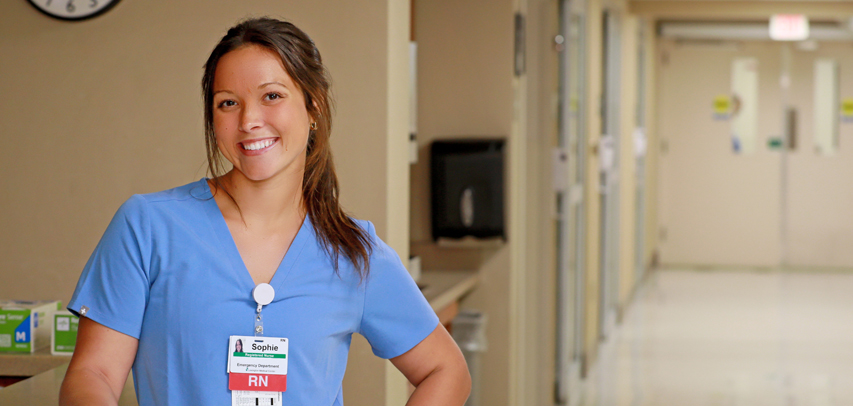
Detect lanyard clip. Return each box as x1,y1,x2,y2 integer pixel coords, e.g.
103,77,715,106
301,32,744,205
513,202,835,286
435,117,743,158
254,310,264,336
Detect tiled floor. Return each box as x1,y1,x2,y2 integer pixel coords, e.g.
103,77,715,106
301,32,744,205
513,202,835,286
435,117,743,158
581,268,853,406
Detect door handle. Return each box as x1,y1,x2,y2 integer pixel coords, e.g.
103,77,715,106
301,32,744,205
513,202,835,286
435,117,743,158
786,107,797,151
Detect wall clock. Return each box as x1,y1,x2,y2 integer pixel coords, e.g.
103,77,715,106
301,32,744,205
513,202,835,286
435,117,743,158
27,0,121,21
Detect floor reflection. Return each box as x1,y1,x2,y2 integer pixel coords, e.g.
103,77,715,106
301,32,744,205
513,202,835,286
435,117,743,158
581,268,853,406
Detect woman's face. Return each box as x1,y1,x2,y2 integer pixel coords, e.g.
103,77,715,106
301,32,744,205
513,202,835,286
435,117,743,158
212,45,312,183
236,340,243,352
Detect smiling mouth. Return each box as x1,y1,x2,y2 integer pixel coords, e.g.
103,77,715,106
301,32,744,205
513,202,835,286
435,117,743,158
241,138,277,151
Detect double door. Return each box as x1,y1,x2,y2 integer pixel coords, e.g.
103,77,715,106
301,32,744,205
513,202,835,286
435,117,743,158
658,39,853,268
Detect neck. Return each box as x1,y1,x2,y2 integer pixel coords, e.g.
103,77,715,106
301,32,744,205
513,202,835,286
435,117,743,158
212,170,305,230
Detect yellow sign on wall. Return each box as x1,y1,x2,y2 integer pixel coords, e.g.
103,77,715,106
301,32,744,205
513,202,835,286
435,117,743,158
842,98,853,119
713,95,731,120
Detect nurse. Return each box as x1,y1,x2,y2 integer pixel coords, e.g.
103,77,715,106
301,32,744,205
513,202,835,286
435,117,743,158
60,17,471,405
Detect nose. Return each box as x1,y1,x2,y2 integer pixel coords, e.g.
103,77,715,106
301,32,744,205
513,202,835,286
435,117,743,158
238,101,263,132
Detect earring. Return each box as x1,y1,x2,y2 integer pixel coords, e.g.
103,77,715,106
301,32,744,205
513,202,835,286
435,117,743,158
310,122,318,130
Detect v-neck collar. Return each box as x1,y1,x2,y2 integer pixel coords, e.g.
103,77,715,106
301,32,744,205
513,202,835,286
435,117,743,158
198,178,311,296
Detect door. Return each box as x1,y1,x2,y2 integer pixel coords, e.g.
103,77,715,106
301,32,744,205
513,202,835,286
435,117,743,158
555,0,588,403
658,40,782,266
784,43,853,267
634,19,649,281
599,9,621,338
658,36,853,268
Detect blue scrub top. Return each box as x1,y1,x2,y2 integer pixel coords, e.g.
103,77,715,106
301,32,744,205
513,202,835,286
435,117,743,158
68,179,439,406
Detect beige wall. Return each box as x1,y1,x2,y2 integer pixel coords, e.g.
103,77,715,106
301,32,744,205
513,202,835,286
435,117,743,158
0,0,410,404
411,0,515,404
631,0,853,20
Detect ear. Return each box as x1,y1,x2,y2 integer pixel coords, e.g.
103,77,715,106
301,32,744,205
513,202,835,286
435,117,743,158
308,100,321,125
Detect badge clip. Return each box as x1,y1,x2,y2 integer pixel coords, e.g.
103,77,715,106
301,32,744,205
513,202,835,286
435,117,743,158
252,283,275,337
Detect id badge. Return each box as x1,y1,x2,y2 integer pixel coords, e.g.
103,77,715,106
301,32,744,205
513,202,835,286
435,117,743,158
228,335,288,401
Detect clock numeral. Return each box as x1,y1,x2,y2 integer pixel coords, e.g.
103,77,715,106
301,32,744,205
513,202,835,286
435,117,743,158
90,0,98,7
66,0,75,13
46,0,53,6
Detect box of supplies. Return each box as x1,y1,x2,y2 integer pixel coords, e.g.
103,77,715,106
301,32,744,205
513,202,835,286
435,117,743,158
51,311,79,355
0,300,63,353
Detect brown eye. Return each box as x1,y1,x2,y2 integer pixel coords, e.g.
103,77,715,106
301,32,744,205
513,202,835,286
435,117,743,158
264,93,283,101
217,100,237,108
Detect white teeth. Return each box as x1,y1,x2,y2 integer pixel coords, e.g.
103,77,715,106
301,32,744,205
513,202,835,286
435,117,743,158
243,139,275,151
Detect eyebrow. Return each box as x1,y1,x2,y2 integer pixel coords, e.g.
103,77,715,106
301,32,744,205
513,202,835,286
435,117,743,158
213,82,288,96
259,82,288,89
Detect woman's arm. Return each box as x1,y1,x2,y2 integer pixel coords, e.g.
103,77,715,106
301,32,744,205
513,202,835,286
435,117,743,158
59,317,138,406
391,324,471,406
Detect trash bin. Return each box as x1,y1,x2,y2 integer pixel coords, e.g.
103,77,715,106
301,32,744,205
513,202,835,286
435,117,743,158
451,310,487,406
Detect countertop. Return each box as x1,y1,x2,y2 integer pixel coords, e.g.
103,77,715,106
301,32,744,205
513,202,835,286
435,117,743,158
417,269,479,313
0,269,478,405
0,363,138,405
0,346,72,377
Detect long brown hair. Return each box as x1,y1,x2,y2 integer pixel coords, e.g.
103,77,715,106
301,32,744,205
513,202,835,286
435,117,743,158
202,17,372,278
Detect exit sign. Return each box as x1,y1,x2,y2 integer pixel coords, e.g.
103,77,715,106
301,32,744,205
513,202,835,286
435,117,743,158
770,14,809,41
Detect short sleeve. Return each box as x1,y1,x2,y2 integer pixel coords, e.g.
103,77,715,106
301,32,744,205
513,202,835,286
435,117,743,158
358,221,439,359
67,195,152,339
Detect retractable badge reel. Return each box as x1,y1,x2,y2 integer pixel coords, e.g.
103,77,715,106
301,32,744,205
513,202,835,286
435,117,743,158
253,283,275,336
229,283,286,405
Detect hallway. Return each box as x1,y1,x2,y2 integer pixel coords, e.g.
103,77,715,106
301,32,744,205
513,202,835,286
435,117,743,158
582,269,853,406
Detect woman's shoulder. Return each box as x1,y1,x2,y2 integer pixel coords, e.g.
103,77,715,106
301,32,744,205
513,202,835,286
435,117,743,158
346,218,402,269
133,178,211,204
348,218,380,249
350,218,375,237
116,179,208,208
113,179,210,220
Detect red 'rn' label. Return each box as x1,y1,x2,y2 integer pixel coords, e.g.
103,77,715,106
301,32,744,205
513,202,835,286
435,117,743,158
229,373,287,392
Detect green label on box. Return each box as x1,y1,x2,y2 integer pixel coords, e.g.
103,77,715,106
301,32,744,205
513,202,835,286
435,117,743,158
54,314,78,352
0,310,32,352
